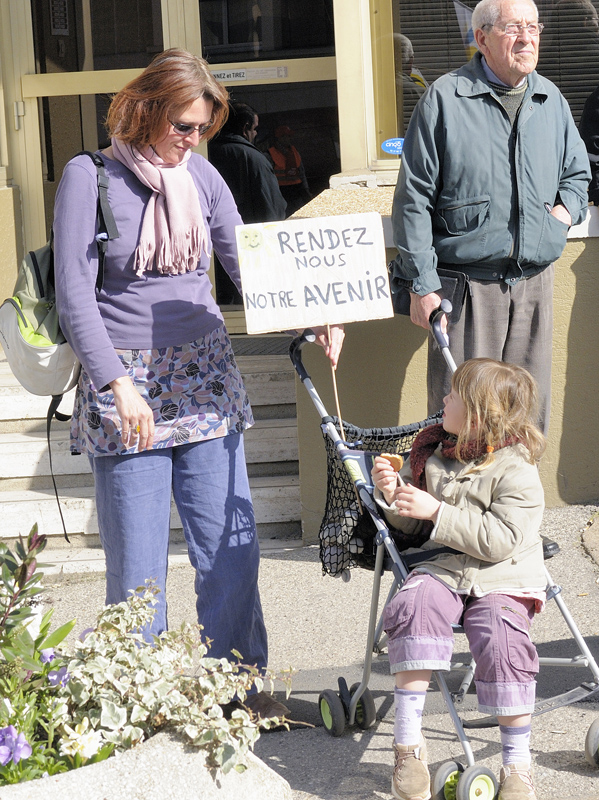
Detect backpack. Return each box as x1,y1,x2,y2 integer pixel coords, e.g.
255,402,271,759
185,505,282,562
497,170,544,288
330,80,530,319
0,150,119,541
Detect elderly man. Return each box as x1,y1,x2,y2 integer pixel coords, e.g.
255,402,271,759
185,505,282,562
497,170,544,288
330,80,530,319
390,0,590,437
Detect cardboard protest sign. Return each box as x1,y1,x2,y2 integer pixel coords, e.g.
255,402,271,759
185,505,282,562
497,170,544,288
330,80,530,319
236,212,393,334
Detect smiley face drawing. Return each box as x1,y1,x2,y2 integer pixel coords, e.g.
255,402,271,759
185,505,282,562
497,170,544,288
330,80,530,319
239,229,263,250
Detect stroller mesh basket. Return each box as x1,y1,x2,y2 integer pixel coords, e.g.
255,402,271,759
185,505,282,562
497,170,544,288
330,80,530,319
319,413,441,576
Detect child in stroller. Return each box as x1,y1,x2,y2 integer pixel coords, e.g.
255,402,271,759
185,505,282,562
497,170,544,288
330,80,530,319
371,358,546,800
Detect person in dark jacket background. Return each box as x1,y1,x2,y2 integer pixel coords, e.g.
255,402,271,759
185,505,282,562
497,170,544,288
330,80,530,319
208,101,286,303
209,101,286,223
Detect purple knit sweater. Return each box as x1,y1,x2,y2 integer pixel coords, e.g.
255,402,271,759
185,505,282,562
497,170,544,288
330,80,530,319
54,151,243,391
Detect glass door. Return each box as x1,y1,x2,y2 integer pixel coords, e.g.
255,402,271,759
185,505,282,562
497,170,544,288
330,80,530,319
12,0,338,330
30,0,165,233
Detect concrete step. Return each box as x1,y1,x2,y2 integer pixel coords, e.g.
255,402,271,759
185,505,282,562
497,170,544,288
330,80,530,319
38,535,304,576
0,355,296,426
0,419,298,482
0,385,77,425
0,475,300,541
0,402,297,434
0,351,301,544
0,460,300,492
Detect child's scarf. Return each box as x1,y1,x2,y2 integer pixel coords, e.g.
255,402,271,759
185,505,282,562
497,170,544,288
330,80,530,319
111,138,209,276
408,423,519,490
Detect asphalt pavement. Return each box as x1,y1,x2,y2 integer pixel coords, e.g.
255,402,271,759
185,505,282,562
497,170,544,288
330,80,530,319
42,504,599,800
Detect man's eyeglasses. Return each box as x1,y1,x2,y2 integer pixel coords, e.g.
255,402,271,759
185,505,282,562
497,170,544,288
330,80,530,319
486,22,544,36
169,120,213,137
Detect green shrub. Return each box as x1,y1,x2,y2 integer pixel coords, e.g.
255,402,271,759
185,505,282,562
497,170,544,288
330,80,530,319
0,525,289,785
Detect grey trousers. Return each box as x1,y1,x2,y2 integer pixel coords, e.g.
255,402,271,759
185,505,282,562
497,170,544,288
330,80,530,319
427,264,554,435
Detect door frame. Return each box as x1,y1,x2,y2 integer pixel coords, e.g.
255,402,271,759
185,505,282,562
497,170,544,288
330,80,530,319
5,0,336,250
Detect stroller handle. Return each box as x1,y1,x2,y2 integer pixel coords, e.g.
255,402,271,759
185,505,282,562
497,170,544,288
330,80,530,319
289,328,316,382
429,299,458,374
429,298,452,349
289,299,458,383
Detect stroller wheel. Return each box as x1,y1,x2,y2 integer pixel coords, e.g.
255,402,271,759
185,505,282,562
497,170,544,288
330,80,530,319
455,765,497,800
349,682,376,729
319,689,346,737
585,718,599,767
432,760,463,800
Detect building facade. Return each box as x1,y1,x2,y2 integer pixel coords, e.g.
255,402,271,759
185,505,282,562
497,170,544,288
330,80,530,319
1,0,598,530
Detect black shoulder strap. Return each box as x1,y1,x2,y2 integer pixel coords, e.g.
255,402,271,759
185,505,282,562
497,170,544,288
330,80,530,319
47,395,71,543
79,150,120,293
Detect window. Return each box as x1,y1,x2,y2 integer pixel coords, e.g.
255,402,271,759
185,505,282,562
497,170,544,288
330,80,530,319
31,0,163,73
199,0,334,62
379,0,599,146
30,0,164,231
537,0,599,125
389,0,475,138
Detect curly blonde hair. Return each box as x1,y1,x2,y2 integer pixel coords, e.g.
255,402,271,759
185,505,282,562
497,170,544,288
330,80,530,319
452,358,545,468
106,48,229,148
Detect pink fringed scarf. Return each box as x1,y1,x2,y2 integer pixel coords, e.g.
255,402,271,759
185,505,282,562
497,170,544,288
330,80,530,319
111,138,210,276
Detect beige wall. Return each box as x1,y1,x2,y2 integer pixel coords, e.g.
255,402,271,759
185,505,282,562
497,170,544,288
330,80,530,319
542,237,599,505
297,233,599,544
0,186,22,302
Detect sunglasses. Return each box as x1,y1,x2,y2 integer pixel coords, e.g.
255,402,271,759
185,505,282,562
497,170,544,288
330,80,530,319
169,120,213,137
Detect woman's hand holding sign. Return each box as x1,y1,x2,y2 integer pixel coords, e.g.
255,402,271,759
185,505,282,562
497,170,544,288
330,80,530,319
311,324,345,369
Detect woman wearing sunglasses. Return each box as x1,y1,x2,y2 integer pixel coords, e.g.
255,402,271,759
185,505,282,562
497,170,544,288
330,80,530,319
53,48,343,720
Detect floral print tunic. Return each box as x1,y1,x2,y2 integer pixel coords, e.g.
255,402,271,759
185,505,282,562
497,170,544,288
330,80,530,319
71,325,253,457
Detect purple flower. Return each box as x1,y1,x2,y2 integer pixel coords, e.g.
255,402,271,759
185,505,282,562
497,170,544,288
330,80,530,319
48,666,69,687
0,726,32,765
78,627,94,642
40,648,55,664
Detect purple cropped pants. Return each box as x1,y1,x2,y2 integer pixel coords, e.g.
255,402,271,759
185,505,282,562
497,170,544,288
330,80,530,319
383,573,539,716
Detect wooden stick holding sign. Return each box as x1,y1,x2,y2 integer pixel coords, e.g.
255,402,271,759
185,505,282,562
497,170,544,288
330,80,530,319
325,322,363,511
327,323,346,440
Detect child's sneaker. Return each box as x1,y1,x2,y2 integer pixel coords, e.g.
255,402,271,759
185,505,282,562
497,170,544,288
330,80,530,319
498,763,537,800
391,735,431,800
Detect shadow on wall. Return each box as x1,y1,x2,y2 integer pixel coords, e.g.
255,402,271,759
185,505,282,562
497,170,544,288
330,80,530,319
557,241,599,503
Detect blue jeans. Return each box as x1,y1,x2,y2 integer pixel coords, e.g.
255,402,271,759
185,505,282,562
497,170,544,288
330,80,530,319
90,433,268,671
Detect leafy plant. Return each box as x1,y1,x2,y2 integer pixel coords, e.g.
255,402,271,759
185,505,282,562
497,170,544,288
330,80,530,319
0,525,290,785
59,581,288,773
0,525,79,783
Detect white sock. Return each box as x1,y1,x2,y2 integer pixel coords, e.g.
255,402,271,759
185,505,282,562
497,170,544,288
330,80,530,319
500,724,532,766
394,686,426,746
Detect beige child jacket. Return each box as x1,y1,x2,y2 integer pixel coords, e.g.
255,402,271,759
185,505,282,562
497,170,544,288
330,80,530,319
374,444,546,597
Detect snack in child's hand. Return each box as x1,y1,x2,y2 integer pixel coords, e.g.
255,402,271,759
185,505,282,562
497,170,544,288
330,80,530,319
380,453,404,471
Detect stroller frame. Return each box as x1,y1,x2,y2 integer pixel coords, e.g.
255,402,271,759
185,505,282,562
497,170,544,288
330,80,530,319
289,311,599,797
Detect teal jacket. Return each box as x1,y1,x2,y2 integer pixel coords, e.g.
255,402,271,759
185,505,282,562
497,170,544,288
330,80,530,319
392,53,590,295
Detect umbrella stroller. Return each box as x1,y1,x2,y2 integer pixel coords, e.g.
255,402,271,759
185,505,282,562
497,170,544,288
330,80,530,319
289,301,599,800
